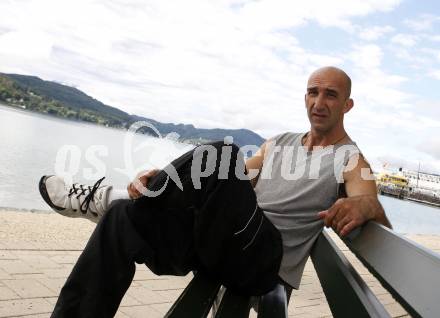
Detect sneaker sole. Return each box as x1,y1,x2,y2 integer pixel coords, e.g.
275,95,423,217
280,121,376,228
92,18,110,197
38,175,66,211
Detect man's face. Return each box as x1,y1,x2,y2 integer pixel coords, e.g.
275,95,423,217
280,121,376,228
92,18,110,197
305,69,351,133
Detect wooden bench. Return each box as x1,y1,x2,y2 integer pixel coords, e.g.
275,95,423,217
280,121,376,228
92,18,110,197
165,222,440,317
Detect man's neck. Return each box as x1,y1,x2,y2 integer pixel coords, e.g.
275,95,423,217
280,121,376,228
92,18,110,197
303,128,348,150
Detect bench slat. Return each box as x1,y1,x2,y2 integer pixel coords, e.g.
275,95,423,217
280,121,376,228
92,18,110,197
344,222,440,318
165,273,221,318
311,231,391,318
214,288,250,317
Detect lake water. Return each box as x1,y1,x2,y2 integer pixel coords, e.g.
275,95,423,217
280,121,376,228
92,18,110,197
0,104,193,211
1,104,439,235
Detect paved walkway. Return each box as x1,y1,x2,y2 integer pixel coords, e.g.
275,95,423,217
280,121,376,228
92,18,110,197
0,210,439,317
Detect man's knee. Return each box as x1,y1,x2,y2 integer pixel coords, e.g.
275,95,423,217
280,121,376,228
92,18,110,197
203,140,240,154
192,142,243,183
203,142,242,168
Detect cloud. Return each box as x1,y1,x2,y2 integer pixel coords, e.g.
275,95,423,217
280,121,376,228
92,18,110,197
0,30,53,59
338,42,439,175
391,33,418,47
416,137,440,173
226,0,402,32
375,155,440,175
358,25,394,41
0,0,404,137
429,69,440,80
418,138,440,160
350,44,384,69
348,44,411,107
426,35,440,42
405,14,440,31
2,0,440,174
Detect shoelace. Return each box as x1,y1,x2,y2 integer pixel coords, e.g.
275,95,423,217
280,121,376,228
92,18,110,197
68,177,106,214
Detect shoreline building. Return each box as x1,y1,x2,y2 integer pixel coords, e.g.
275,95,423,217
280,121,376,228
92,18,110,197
402,169,440,195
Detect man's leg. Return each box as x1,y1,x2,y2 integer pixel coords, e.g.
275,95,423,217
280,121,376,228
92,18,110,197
51,141,282,316
128,141,283,294
51,200,152,318
50,146,198,317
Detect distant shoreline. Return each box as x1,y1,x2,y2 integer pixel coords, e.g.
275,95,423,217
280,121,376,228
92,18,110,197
0,103,209,147
0,102,130,135
379,193,440,209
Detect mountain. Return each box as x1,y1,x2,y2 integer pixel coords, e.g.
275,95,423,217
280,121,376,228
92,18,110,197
0,73,264,147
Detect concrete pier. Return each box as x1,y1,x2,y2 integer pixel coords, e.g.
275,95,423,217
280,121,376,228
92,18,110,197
0,210,438,317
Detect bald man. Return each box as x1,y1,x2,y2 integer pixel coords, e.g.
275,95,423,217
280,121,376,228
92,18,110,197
41,66,391,316
245,66,391,292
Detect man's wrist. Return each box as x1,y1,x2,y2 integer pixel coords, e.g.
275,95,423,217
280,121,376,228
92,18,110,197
373,207,392,228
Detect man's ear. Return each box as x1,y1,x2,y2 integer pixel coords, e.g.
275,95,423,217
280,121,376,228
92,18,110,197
304,94,307,107
343,98,354,113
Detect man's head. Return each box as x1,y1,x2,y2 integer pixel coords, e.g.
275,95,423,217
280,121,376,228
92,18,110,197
305,66,353,134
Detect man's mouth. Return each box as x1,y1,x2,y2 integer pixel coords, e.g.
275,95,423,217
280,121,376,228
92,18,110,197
312,113,327,118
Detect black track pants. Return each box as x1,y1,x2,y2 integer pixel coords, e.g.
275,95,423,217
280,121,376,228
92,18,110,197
51,142,282,318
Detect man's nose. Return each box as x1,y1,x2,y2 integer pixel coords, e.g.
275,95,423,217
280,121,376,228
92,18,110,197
314,93,325,109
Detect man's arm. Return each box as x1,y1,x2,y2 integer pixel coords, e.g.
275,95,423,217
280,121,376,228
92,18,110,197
245,141,267,188
318,154,392,236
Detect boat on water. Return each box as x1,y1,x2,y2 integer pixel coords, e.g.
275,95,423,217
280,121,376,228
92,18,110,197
376,171,440,207
376,172,409,199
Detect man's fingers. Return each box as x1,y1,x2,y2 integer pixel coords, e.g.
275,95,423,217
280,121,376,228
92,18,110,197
324,205,339,228
340,220,358,237
127,182,141,199
137,169,160,186
136,169,157,179
129,169,162,198
332,207,345,226
317,210,328,219
336,215,351,234
332,204,351,229
324,213,333,227
144,169,160,177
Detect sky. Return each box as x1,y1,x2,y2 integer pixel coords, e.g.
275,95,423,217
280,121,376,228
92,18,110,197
0,0,439,173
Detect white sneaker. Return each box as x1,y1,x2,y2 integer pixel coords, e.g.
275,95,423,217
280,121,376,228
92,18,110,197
39,175,112,223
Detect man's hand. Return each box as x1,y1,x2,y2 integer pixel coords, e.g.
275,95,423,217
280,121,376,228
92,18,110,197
318,195,390,237
127,169,160,199
320,154,392,237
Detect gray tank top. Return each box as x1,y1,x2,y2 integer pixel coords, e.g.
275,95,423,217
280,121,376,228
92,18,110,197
254,132,361,288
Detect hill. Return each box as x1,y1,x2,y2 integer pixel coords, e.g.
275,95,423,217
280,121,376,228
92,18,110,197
0,73,264,147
